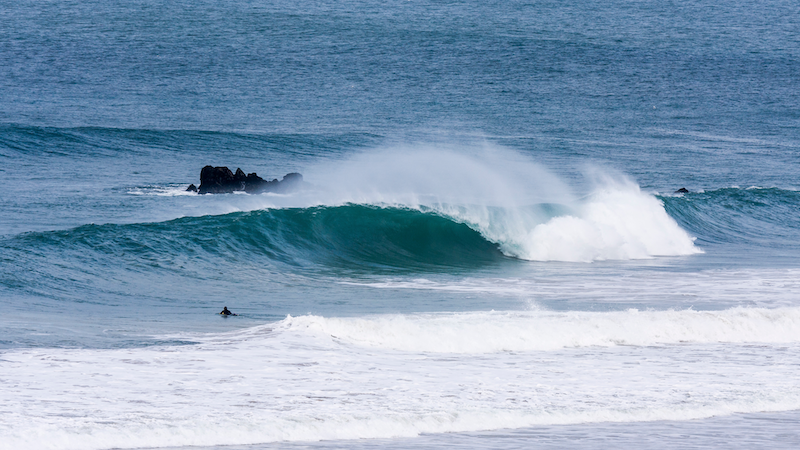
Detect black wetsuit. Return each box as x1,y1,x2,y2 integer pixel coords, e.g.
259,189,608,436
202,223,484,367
220,308,232,315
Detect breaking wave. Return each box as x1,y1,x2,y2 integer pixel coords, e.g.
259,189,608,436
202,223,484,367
279,307,800,353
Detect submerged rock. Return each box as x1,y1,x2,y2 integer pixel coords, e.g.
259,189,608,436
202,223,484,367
196,165,304,194
675,187,689,194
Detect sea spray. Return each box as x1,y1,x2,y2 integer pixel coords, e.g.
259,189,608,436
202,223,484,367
300,146,701,262
303,144,575,208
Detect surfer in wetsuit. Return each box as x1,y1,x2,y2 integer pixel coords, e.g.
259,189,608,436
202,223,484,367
220,306,234,316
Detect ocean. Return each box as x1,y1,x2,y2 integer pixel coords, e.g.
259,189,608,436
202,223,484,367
1,0,799,449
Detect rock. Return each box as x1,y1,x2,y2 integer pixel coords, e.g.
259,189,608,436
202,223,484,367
675,187,689,194
186,184,197,192
198,166,235,194
196,166,305,194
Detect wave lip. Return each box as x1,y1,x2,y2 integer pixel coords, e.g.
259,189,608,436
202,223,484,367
280,307,800,353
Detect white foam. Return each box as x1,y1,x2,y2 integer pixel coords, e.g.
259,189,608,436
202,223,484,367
521,185,700,261
282,307,800,353
3,308,800,450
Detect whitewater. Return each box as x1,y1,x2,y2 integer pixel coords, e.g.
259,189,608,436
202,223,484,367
4,307,800,450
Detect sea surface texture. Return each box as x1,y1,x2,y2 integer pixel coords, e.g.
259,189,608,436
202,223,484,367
1,1,800,449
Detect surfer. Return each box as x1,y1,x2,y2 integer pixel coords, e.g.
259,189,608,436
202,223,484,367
219,306,237,316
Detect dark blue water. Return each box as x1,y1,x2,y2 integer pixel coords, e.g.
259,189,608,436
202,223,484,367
1,1,799,449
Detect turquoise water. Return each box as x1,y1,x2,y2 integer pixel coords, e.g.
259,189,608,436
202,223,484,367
1,1,799,449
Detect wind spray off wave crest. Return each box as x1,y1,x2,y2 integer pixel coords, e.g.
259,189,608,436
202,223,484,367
305,146,701,262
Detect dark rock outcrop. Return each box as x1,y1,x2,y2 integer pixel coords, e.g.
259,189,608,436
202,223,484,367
186,184,197,192
674,187,689,194
196,166,304,194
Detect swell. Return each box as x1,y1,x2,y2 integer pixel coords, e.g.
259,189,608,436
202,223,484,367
0,123,374,159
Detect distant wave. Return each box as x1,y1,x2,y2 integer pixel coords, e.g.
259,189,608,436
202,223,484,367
0,123,372,159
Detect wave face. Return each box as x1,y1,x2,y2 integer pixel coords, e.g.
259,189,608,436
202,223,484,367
3,308,800,450
663,187,800,248
1,205,502,278
5,137,799,276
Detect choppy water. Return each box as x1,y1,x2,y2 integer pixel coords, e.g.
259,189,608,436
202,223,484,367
1,1,799,449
